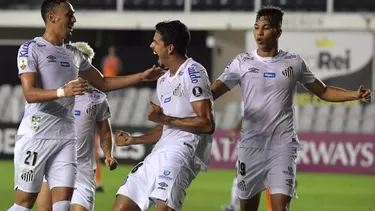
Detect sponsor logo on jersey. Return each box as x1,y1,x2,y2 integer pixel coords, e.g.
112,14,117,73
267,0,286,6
19,59,27,70
159,170,172,181
248,67,259,73
60,61,70,67
263,72,276,78
18,40,36,58
74,110,81,116
163,96,171,103
188,64,201,83
192,86,203,97
47,55,56,62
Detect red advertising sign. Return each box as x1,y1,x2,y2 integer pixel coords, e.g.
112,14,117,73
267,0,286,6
209,130,375,175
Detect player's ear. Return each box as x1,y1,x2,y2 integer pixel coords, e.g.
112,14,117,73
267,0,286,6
277,28,282,38
47,12,55,24
167,44,174,55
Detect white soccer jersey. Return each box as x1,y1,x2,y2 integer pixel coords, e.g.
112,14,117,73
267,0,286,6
218,50,316,149
154,58,214,171
16,37,91,139
74,88,111,169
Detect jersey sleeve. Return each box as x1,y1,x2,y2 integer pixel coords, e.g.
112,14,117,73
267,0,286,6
185,64,213,103
217,57,241,89
298,58,316,85
96,99,111,122
17,41,38,76
75,48,92,72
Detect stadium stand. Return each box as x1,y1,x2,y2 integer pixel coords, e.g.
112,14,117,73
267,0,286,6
0,84,373,133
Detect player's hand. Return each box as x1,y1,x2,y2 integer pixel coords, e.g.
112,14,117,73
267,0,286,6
141,65,166,82
148,101,164,124
357,85,372,103
115,130,136,146
226,130,238,142
63,77,88,97
104,157,118,171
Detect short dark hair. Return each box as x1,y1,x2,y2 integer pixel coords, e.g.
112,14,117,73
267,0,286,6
41,0,68,23
256,5,284,28
155,20,191,56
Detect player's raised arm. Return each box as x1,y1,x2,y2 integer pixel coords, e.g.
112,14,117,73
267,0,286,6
115,125,163,146
79,64,165,92
299,59,372,103
18,42,87,103
211,57,241,100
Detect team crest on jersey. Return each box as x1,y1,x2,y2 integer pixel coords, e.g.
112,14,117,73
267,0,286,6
19,59,27,70
86,104,99,116
173,83,182,96
282,66,293,78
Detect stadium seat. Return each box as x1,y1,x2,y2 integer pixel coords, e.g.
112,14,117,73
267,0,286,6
361,118,375,134
113,88,138,126
129,88,153,127
298,104,315,132
106,97,121,125
334,0,375,12
0,84,12,122
329,105,346,133
363,104,375,117
261,0,326,11
312,105,331,132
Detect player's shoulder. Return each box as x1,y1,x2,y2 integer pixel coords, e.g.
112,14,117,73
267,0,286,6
231,51,256,65
279,50,304,62
65,43,79,54
182,58,208,82
18,38,40,57
157,70,169,85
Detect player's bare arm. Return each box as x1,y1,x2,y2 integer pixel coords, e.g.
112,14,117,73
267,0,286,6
148,100,215,134
304,79,372,103
79,65,165,92
96,118,118,171
20,72,88,103
211,80,231,100
115,125,163,146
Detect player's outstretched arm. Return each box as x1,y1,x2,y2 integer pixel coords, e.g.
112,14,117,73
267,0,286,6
115,125,163,146
97,118,118,170
304,79,372,103
148,100,215,134
211,80,231,100
79,65,165,92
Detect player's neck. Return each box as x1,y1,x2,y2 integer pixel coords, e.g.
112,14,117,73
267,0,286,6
257,47,279,57
42,30,64,46
168,56,188,77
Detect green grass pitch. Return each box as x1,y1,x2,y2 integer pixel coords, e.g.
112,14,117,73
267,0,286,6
0,160,374,210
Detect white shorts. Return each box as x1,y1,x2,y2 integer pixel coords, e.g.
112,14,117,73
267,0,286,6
14,135,77,193
236,146,298,199
116,148,199,211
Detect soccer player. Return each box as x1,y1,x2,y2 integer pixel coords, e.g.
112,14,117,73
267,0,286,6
113,20,215,211
35,42,118,211
9,1,164,210
211,5,372,211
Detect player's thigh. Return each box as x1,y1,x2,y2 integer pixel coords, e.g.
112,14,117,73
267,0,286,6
36,180,52,211
267,146,298,200
72,204,89,211
116,160,154,211
237,147,267,200
239,192,262,211
71,170,96,211
112,195,141,211
150,152,198,211
46,139,77,202
13,137,54,207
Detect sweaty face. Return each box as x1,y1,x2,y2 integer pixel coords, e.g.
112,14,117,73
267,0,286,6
150,32,169,68
50,2,76,39
253,16,279,52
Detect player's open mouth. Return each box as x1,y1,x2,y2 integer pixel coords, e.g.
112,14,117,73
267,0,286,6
68,25,74,32
256,38,263,44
